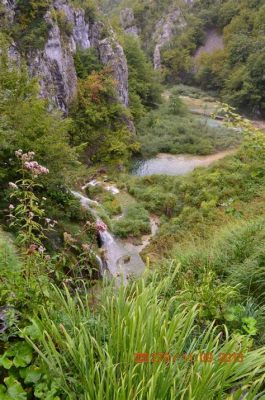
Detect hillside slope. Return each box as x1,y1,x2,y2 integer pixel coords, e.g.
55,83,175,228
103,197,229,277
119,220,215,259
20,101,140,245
107,0,265,116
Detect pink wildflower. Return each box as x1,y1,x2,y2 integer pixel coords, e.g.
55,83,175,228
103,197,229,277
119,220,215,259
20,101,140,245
96,221,107,232
24,161,49,175
15,149,23,158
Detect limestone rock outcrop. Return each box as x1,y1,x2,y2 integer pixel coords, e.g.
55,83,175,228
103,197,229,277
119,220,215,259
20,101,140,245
1,0,130,113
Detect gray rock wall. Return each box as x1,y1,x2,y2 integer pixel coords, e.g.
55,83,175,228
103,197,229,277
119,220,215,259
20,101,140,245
1,0,130,113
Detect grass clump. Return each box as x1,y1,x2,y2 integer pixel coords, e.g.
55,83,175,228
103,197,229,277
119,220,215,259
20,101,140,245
26,275,265,400
112,204,150,238
154,217,265,345
172,84,217,100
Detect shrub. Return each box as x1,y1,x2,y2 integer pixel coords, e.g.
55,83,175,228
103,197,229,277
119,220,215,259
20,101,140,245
113,204,150,238
136,101,241,157
12,0,52,52
74,48,103,79
168,93,187,115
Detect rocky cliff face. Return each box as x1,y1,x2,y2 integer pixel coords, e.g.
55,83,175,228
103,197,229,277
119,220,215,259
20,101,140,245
1,0,129,113
194,29,224,61
152,0,196,69
98,36,129,106
153,8,186,70
120,8,139,38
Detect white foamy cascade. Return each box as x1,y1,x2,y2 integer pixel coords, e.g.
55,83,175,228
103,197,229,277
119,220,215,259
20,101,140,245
72,190,145,280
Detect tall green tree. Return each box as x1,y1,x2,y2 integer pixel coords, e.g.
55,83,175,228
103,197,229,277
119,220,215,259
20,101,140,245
0,49,77,187
122,35,162,121
70,68,136,165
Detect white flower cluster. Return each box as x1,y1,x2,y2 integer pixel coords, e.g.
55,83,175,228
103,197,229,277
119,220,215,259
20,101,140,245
15,150,49,175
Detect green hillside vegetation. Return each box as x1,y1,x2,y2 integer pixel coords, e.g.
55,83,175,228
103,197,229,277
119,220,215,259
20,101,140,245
136,89,241,156
1,0,265,398
121,35,162,121
162,0,265,116
123,113,265,257
106,0,265,116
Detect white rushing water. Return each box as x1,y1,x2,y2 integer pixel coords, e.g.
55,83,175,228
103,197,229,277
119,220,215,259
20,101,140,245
82,180,120,194
71,190,145,281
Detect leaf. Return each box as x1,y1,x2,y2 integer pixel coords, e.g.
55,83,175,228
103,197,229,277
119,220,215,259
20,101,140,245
20,365,42,384
21,324,41,340
0,384,7,395
0,356,13,369
6,342,33,368
4,376,27,400
242,317,257,336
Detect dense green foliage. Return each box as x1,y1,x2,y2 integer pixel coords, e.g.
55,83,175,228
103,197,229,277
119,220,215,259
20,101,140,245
164,0,265,115
74,48,103,79
113,203,150,237
0,55,77,187
157,218,265,341
70,68,136,165
136,90,241,156
1,0,265,398
121,35,162,120
11,0,52,52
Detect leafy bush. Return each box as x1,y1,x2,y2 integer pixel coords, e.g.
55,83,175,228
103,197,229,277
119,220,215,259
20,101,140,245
122,34,162,120
70,68,135,165
113,204,150,237
0,50,78,191
136,100,241,157
74,48,103,79
168,92,187,115
12,0,52,52
102,195,121,217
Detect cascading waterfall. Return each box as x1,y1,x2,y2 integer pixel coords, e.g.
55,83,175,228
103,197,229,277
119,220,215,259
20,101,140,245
71,190,145,281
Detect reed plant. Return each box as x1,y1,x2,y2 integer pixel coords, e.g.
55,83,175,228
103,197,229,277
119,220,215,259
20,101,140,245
27,269,265,400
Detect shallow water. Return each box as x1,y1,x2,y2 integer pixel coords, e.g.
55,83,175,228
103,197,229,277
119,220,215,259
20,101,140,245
132,150,234,177
72,191,145,281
